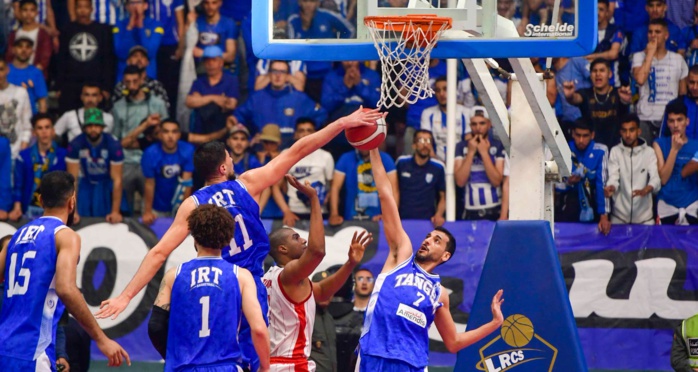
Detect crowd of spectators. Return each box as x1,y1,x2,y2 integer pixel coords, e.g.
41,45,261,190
3,0,698,369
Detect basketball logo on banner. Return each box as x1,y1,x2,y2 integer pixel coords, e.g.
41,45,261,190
476,314,558,371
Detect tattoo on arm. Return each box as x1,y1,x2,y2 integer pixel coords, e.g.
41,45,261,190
153,275,170,311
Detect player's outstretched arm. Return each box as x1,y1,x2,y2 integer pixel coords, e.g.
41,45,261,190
313,230,372,303
434,289,504,353
280,175,326,285
54,228,131,367
369,149,412,273
239,107,385,199
96,197,196,320
238,268,271,372
148,267,176,359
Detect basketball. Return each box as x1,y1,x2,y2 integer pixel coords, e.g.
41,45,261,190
500,314,535,348
345,109,387,151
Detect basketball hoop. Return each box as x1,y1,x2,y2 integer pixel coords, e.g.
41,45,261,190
364,14,452,108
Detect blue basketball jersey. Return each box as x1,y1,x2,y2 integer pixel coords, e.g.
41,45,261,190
0,217,68,367
191,180,269,278
359,257,443,369
165,257,243,371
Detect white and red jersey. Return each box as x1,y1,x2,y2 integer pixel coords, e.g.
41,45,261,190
263,266,317,372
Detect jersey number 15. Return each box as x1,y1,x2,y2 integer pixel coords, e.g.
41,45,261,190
7,251,37,297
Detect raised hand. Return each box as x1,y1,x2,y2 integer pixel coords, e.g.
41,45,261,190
286,174,317,199
490,289,504,325
562,81,576,99
348,230,373,265
340,106,385,129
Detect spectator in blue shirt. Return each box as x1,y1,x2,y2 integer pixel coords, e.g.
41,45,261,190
627,0,686,56
287,0,355,101
186,45,238,138
321,61,381,118
113,0,164,82
404,59,447,156
194,0,236,65
66,108,125,223
395,130,446,226
149,0,184,117
9,114,67,221
555,56,591,124
555,120,611,234
329,148,398,226
141,119,194,225
233,60,327,149
7,36,47,113
585,0,624,87
683,2,698,68
226,123,262,175
0,136,11,220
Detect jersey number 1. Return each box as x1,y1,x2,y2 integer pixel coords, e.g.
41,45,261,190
199,296,211,338
229,214,253,256
7,251,37,297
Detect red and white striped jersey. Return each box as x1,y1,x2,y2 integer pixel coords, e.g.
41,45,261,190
263,266,317,372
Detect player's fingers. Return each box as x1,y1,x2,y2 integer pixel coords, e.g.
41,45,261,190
123,348,132,366
352,231,357,243
114,350,122,366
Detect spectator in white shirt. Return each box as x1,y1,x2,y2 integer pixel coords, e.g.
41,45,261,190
54,82,114,143
0,59,32,157
420,76,471,161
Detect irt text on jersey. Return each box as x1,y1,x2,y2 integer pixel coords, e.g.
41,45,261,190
190,266,224,289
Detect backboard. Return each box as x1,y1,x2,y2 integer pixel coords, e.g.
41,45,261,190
252,0,597,61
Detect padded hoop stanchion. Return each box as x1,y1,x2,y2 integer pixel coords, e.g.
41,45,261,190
364,14,452,108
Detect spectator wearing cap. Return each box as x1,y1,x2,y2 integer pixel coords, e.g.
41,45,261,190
112,64,168,215
233,60,327,149
7,35,47,114
5,0,53,79
226,123,262,175
627,0,686,56
257,123,284,219
420,76,472,162
555,119,611,234
66,108,125,223
186,45,238,138
0,59,32,158
272,117,335,227
56,0,116,113
55,82,115,143
113,0,164,82
9,113,67,221
309,270,338,372
112,45,170,109
140,119,194,225
194,0,237,65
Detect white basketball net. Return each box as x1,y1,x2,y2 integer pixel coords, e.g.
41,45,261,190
365,18,451,108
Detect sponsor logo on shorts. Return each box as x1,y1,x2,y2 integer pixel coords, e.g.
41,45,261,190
396,303,427,328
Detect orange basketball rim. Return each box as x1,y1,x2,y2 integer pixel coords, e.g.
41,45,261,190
364,14,452,48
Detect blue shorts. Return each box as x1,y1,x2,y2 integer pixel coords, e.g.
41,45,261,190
0,353,54,372
358,353,426,372
238,276,269,372
167,363,242,372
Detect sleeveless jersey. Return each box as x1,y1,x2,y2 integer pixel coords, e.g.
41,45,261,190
165,257,243,371
262,266,316,372
0,217,68,365
191,180,269,278
359,257,443,369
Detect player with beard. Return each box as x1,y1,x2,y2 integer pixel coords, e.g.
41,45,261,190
96,107,385,371
264,175,371,371
0,171,130,370
357,148,504,372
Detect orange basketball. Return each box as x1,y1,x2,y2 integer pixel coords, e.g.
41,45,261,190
345,109,387,151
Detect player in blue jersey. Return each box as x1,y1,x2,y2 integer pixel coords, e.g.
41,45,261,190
0,171,130,370
147,204,270,371
96,106,385,370
357,149,505,372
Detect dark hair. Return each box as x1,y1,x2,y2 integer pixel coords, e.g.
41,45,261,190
648,18,668,30
689,64,698,76
598,0,609,5
39,171,75,209
269,60,290,72
620,113,640,128
435,226,456,260
194,141,228,180
123,64,144,76
572,118,594,132
19,0,38,8
188,205,235,250
665,99,688,117
0,235,12,253
646,0,665,5
81,81,102,91
434,76,447,85
413,129,434,143
268,227,293,262
160,118,180,129
295,117,316,130
31,113,53,128
590,58,611,71
354,267,373,276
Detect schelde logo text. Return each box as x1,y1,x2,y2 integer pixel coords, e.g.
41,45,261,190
524,23,575,37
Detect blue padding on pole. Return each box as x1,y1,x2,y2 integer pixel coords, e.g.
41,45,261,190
455,221,587,372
